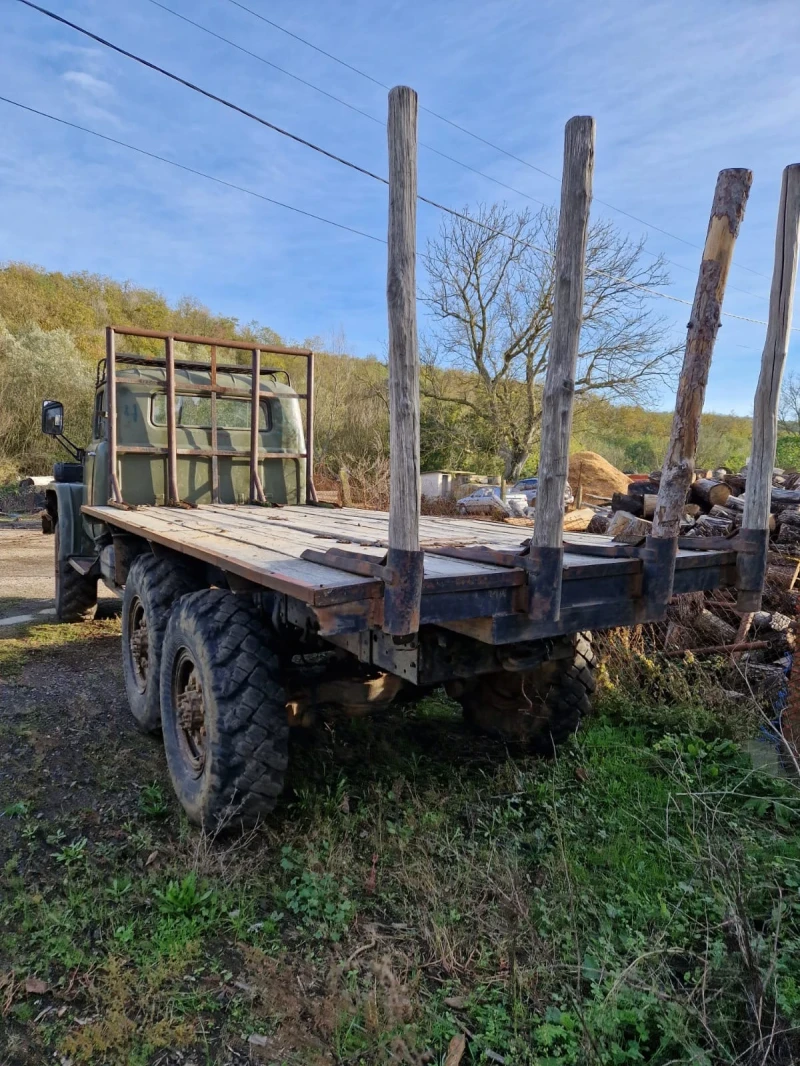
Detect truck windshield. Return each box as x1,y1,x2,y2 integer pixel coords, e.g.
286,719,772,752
151,395,271,431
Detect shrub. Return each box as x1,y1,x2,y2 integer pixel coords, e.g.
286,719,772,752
0,317,93,475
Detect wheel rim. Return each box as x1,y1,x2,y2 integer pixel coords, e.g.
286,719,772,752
127,596,149,692
172,648,207,777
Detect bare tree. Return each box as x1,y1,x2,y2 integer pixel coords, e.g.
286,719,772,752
421,204,681,481
779,370,800,434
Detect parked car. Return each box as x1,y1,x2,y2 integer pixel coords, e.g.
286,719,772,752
511,477,574,507
457,485,528,517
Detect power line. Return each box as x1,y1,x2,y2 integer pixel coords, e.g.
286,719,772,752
0,94,386,244
222,0,772,284
148,0,766,305
5,91,779,339
17,0,389,187
14,1,784,332
146,0,551,211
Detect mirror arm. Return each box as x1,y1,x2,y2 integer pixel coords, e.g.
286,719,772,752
54,434,84,463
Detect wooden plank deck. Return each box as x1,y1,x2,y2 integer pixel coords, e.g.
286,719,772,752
82,503,735,612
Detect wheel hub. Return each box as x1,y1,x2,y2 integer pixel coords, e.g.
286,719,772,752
128,598,149,691
174,652,207,775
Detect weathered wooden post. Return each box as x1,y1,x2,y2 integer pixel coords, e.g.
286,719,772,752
530,115,595,619
739,165,800,610
652,170,752,539
384,85,423,636
649,169,752,613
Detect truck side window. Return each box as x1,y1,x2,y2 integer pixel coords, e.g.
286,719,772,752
94,389,107,439
150,395,271,431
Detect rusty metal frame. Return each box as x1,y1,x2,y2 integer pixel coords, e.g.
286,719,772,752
210,344,219,503
104,326,316,507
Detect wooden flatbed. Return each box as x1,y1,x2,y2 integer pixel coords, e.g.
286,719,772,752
83,503,738,642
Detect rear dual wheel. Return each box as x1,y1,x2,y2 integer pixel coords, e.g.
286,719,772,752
446,632,596,753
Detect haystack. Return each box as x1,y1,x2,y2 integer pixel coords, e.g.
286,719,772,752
568,451,629,500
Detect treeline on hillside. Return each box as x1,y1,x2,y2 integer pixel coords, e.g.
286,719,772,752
0,263,756,482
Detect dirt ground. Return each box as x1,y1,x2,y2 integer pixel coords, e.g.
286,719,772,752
0,528,115,626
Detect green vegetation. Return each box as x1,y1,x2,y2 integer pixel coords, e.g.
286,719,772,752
777,434,800,470
0,617,121,677
0,262,757,485
1,615,798,1064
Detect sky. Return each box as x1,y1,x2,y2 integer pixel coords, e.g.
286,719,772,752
3,0,800,415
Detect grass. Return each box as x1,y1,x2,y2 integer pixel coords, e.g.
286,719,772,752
1,632,799,1064
0,617,121,677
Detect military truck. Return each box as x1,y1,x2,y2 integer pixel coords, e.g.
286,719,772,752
38,325,765,829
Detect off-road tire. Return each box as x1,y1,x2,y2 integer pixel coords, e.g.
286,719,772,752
160,590,289,828
54,525,98,623
121,553,201,733
447,632,596,754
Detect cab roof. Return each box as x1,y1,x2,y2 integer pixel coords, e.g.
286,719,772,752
105,355,298,396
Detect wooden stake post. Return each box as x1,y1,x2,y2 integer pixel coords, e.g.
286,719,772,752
384,85,423,636
653,170,752,538
739,165,800,610
531,116,595,620
650,169,752,610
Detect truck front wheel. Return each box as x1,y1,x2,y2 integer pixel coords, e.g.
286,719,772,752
446,632,596,753
159,590,289,828
54,526,98,623
121,554,200,733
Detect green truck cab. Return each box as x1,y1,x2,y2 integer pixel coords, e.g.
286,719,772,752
44,356,307,620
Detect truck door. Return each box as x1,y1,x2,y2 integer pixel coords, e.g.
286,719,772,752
84,388,109,507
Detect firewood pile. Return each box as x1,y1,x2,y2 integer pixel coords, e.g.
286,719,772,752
587,467,800,667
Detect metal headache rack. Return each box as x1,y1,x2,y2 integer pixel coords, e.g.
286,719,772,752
102,325,316,508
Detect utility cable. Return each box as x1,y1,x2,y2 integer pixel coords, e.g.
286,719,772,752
147,0,766,302
147,0,551,210
223,0,772,283
0,94,386,244
16,0,389,188
13,1,784,330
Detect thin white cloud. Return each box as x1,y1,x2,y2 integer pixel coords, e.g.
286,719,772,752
62,70,113,97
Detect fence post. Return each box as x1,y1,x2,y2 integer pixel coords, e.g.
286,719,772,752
738,165,800,611
384,85,423,636
530,115,595,619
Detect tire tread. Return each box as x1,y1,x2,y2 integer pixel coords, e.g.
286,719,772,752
161,590,288,828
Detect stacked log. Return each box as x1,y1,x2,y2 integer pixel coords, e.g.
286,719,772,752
587,511,610,534
685,514,734,538
606,510,652,541
690,478,731,508
610,492,643,517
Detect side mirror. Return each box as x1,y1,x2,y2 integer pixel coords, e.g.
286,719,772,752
42,399,64,436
